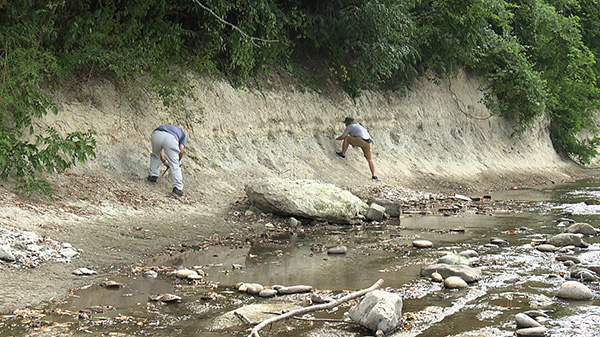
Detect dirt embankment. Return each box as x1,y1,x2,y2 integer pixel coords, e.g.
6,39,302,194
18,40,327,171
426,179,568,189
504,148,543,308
0,69,597,313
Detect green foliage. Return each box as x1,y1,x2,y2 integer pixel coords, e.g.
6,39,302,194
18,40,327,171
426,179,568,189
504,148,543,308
2,0,600,180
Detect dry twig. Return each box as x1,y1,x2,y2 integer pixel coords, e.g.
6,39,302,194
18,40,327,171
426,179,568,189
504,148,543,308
248,279,384,337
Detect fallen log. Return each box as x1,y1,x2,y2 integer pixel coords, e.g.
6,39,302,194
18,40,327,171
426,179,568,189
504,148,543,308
247,279,384,337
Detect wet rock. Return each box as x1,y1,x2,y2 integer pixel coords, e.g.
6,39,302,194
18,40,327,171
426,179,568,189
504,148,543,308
327,246,347,254
570,269,599,282
484,244,499,249
277,285,313,295
149,293,181,302
431,272,443,282
584,199,600,205
587,266,600,275
348,290,403,335
547,233,587,247
557,281,594,300
232,263,243,270
412,240,433,248
0,245,15,262
444,276,468,289
535,244,556,252
244,178,366,224
522,310,549,320
490,238,510,245
420,264,482,283
144,270,158,278
563,260,575,267
515,313,542,328
565,223,597,236
258,289,278,298
366,203,387,221
516,326,547,337
556,254,581,264
72,267,97,276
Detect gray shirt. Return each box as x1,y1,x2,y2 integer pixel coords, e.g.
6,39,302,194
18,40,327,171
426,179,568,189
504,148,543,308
342,123,371,140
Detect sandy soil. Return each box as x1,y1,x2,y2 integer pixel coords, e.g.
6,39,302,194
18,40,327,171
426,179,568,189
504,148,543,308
1,69,598,313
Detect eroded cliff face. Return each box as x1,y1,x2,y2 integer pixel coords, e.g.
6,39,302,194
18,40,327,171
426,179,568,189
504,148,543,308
40,69,583,208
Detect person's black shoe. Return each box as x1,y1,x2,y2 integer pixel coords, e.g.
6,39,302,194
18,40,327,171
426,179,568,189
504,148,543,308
372,176,378,180
172,187,183,197
335,152,346,159
147,176,158,184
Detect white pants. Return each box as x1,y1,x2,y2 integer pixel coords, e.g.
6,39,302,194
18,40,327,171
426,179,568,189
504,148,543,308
149,130,183,190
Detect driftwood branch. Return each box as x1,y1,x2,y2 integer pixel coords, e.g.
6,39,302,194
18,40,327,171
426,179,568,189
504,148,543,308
248,279,384,337
191,0,279,46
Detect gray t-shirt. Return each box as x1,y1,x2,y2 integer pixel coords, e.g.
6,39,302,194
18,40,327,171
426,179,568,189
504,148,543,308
342,123,371,140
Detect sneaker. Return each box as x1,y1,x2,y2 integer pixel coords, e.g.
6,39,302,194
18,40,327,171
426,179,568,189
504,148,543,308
147,176,158,184
335,152,346,159
172,187,183,197
372,176,378,180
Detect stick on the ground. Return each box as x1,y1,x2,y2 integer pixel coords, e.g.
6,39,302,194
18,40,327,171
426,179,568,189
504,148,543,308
248,279,384,337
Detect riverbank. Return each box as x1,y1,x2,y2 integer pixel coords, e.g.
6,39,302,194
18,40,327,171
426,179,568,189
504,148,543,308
1,69,599,314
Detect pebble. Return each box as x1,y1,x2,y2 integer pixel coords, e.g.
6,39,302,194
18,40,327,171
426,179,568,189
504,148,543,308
516,326,547,337
327,246,348,254
431,272,443,282
535,244,556,252
412,240,434,248
515,313,542,328
443,276,468,289
176,269,198,279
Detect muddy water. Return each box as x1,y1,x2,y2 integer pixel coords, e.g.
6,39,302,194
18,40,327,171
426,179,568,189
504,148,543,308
2,179,600,337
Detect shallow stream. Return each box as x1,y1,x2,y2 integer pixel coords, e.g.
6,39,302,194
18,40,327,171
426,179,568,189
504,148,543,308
2,179,600,336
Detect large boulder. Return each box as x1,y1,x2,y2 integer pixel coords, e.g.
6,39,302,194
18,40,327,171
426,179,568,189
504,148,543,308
245,178,366,224
420,264,483,283
565,223,597,236
348,290,403,335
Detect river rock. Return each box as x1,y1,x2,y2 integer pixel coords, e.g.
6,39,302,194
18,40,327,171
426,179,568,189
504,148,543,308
327,246,348,254
570,268,599,282
557,281,594,300
431,272,444,282
515,313,542,328
420,264,482,283
555,254,581,264
368,197,402,217
444,276,468,289
516,326,547,337
348,290,403,335
258,289,278,298
412,240,434,248
490,238,510,245
459,249,479,258
239,283,264,295
565,223,597,236
547,233,587,247
277,285,313,294
535,244,556,252
245,178,366,224
366,203,387,221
